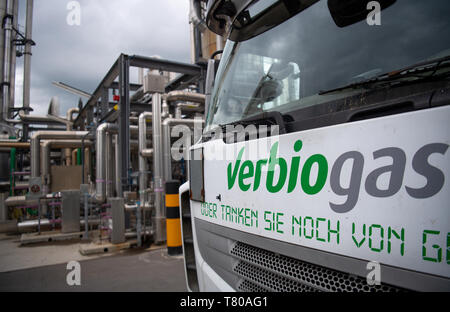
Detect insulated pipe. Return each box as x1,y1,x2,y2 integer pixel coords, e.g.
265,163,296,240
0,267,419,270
17,218,100,234
71,149,77,166
1,0,15,123
162,118,205,181
23,0,34,114
140,148,154,158
30,131,89,178
138,112,153,214
95,123,118,202
189,0,206,31
18,110,71,126
65,107,79,131
166,91,206,105
8,0,18,117
152,93,165,244
65,148,72,166
5,194,62,207
40,140,93,194
5,196,36,207
0,142,30,149
84,147,91,183
41,140,93,175
167,92,205,118
67,108,79,122
105,131,114,198
113,134,121,197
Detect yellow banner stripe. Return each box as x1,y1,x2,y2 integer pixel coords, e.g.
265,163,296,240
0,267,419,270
166,218,182,247
165,194,179,208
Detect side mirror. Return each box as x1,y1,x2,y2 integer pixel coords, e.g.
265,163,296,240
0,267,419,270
328,0,396,28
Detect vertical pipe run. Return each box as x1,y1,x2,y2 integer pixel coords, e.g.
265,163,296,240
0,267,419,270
152,93,166,244
138,112,153,247
83,147,91,184
71,149,77,166
23,0,34,113
138,112,152,205
2,0,14,121
114,135,121,198
8,0,18,117
105,132,113,198
95,123,117,202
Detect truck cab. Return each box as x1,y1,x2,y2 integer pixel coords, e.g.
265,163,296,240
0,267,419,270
180,0,450,292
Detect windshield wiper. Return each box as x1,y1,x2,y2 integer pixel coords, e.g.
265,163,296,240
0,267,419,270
217,111,287,140
319,55,450,95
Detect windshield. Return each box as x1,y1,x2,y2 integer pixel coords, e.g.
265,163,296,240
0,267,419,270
206,0,450,129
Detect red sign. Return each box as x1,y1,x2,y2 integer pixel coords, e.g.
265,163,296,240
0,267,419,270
30,185,40,194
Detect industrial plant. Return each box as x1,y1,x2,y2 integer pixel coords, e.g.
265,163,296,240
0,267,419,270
0,0,221,287
1,0,449,294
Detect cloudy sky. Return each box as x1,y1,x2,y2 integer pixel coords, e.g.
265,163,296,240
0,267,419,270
14,0,191,116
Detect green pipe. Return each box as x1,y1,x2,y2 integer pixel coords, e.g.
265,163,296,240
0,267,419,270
77,148,82,166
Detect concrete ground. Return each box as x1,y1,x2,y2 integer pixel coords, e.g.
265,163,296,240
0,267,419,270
0,233,113,273
0,234,187,292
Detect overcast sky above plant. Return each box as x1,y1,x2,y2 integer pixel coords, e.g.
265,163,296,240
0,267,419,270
14,0,191,116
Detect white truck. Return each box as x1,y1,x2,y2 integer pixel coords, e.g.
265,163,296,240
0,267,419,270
180,0,450,292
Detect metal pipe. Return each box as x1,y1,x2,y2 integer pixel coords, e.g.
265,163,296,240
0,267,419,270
8,0,18,118
113,134,121,197
23,0,34,113
5,196,36,207
41,140,93,194
71,149,77,166
18,109,71,126
1,0,15,123
166,91,206,104
141,148,154,158
17,218,101,234
67,108,79,121
30,131,89,178
168,92,205,117
65,148,72,166
66,108,79,131
138,112,152,210
138,112,153,247
105,131,114,198
53,82,92,98
0,142,30,149
152,93,166,244
95,123,118,202
84,147,91,183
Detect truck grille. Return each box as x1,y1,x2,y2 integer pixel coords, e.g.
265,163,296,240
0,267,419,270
231,242,405,292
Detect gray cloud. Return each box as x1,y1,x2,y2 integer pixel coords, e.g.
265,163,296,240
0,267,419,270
14,0,191,116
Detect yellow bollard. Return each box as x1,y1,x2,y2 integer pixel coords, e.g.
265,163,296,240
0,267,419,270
165,180,182,255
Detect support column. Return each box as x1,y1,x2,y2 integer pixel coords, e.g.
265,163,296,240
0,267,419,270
152,93,166,244
118,54,130,196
